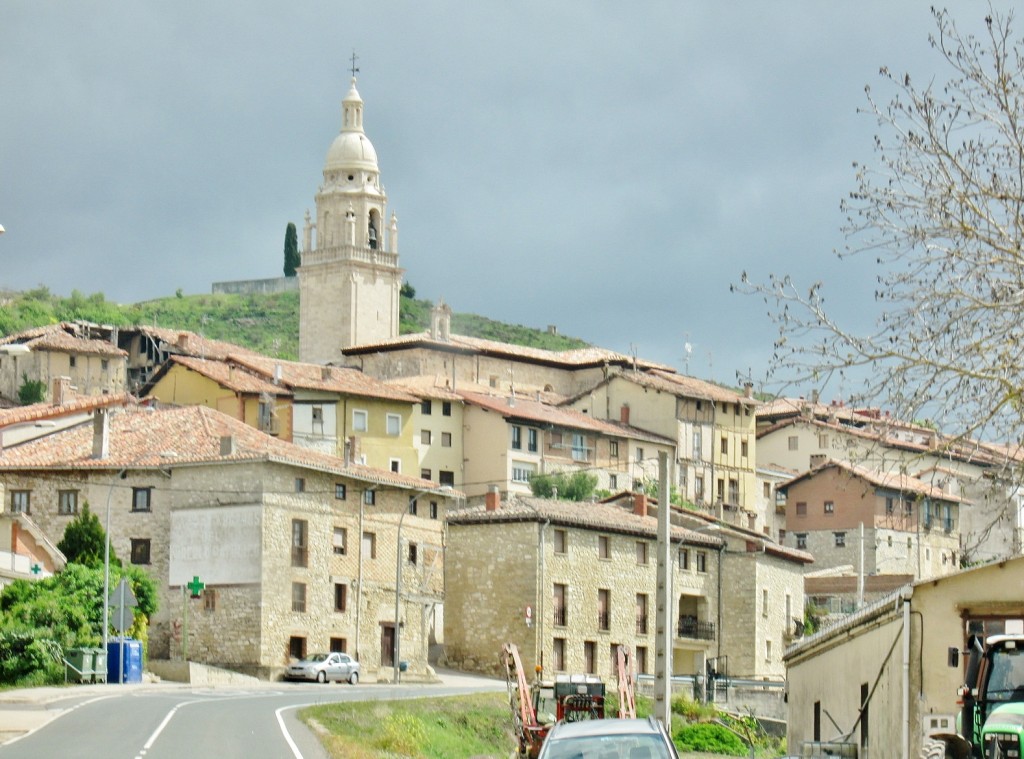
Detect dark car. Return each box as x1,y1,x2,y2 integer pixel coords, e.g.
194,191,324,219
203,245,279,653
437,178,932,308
536,716,679,759
283,652,360,684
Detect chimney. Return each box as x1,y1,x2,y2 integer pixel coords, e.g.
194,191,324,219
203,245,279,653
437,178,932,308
620,404,630,424
92,409,110,459
633,493,648,517
485,485,501,512
547,325,558,335
273,364,282,385
220,435,236,456
321,366,332,381
52,376,72,406
810,389,819,404
176,332,191,352
744,382,754,399
347,435,360,463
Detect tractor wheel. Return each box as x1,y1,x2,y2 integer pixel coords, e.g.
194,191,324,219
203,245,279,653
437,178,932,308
919,738,950,759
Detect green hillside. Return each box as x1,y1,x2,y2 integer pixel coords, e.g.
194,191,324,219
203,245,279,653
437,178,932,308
0,286,590,360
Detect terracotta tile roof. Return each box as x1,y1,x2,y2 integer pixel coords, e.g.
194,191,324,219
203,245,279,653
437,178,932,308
779,459,971,504
459,390,674,445
446,495,723,546
133,326,262,360
384,376,465,402
343,331,674,371
565,369,754,406
159,355,290,396
226,354,420,402
805,574,914,596
0,323,127,357
0,393,135,428
0,404,458,495
755,396,878,423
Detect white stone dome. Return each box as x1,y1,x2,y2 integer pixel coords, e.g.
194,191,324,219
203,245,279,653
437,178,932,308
325,131,378,173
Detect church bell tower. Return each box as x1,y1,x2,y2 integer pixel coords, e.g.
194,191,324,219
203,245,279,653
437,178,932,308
298,74,403,364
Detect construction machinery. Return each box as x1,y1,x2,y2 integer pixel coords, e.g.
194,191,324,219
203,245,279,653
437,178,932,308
924,634,1024,759
503,642,637,758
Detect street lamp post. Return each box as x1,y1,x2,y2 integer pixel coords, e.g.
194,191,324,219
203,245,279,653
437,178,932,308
102,468,128,655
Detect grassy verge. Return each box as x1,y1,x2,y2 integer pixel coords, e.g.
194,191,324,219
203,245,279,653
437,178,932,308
299,692,515,759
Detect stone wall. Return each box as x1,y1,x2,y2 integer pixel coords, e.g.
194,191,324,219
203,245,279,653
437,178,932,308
211,277,298,295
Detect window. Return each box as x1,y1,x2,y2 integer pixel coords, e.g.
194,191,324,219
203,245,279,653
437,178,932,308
329,637,347,653
130,539,151,565
58,490,78,515
824,501,834,514
636,594,649,634
528,428,538,453
635,541,648,565
289,636,306,661
885,496,895,514
69,355,76,368
795,502,807,516
693,428,702,460
636,447,644,462
441,432,452,447
598,588,610,630
489,375,498,388
609,440,619,457
608,474,618,490
291,519,308,567
511,426,522,450
334,583,347,612
834,532,846,547
333,527,347,555
291,582,307,613
10,490,30,514
819,433,829,449
762,588,769,617
553,584,568,626
294,477,306,493
788,436,799,451
362,531,376,559
420,468,431,480
696,551,707,573
101,358,109,371
420,429,431,445
796,533,808,549
598,535,611,560
131,488,151,513
512,464,534,483
763,482,771,499
636,646,648,675
386,414,401,436
766,640,773,662
389,459,401,474
352,409,368,432
408,542,418,565
429,501,439,519
694,476,704,500
554,529,567,554
728,478,739,504
584,641,597,674
335,483,347,500
679,548,690,570
442,401,452,416
439,471,455,487
258,401,274,432
363,489,376,506
905,500,913,515
741,440,749,458
311,406,324,424
421,400,432,415
552,638,566,671
204,589,217,612
721,437,728,455
572,434,587,461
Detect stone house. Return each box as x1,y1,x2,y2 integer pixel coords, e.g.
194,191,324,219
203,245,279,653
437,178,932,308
784,556,1024,759
444,491,724,683
757,411,1024,565
565,370,760,517
0,323,127,403
0,402,457,679
145,352,422,476
458,390,675,499
778,459,966,580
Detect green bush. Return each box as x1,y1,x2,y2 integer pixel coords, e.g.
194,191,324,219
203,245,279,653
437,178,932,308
376,712,428,756
673,722,747,755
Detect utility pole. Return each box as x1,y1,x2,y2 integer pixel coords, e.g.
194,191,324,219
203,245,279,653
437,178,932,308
654,451,673,726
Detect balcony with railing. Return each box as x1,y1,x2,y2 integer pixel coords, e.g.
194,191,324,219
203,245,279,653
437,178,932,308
636,614,648,635
597,611,610,631
553,607,567,627
677,615,715,641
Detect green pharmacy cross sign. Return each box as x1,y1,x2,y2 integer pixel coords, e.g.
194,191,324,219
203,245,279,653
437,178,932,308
30,563,41,575
187,576,205,599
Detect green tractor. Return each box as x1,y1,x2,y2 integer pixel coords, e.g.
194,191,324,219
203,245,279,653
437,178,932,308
924,634,1024,759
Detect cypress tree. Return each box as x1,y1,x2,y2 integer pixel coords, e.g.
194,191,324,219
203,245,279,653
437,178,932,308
283,222,300,277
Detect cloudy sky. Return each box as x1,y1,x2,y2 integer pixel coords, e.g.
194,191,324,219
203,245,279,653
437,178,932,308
1,2,1011,389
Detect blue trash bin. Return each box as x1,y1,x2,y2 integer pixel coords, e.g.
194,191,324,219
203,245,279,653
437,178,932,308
106,638,142,684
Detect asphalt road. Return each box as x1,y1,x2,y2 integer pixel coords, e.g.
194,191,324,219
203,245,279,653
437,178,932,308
0,679,506,759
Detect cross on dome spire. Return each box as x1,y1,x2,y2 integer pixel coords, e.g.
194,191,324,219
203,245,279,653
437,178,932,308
349,50,360,79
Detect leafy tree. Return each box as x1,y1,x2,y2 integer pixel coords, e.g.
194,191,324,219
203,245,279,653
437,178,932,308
57,502,120,569
17,373,46,405
528,470,598,501
283,222,300,277
738,8,1024,447
400,281,416,299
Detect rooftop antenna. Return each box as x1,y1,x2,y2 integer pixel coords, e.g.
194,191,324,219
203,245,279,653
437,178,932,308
683,335,693,375
349,50,360,78
630,344,638,375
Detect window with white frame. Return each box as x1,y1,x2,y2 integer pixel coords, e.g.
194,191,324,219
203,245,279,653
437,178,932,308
352,409,368,432
333,527,347,555
58,490,79,515
511,462,535,483
511,426,522,450
386,414,401,436
572,434,587,461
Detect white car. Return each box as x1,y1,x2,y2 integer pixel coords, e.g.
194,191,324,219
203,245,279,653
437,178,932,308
284,652,360,684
